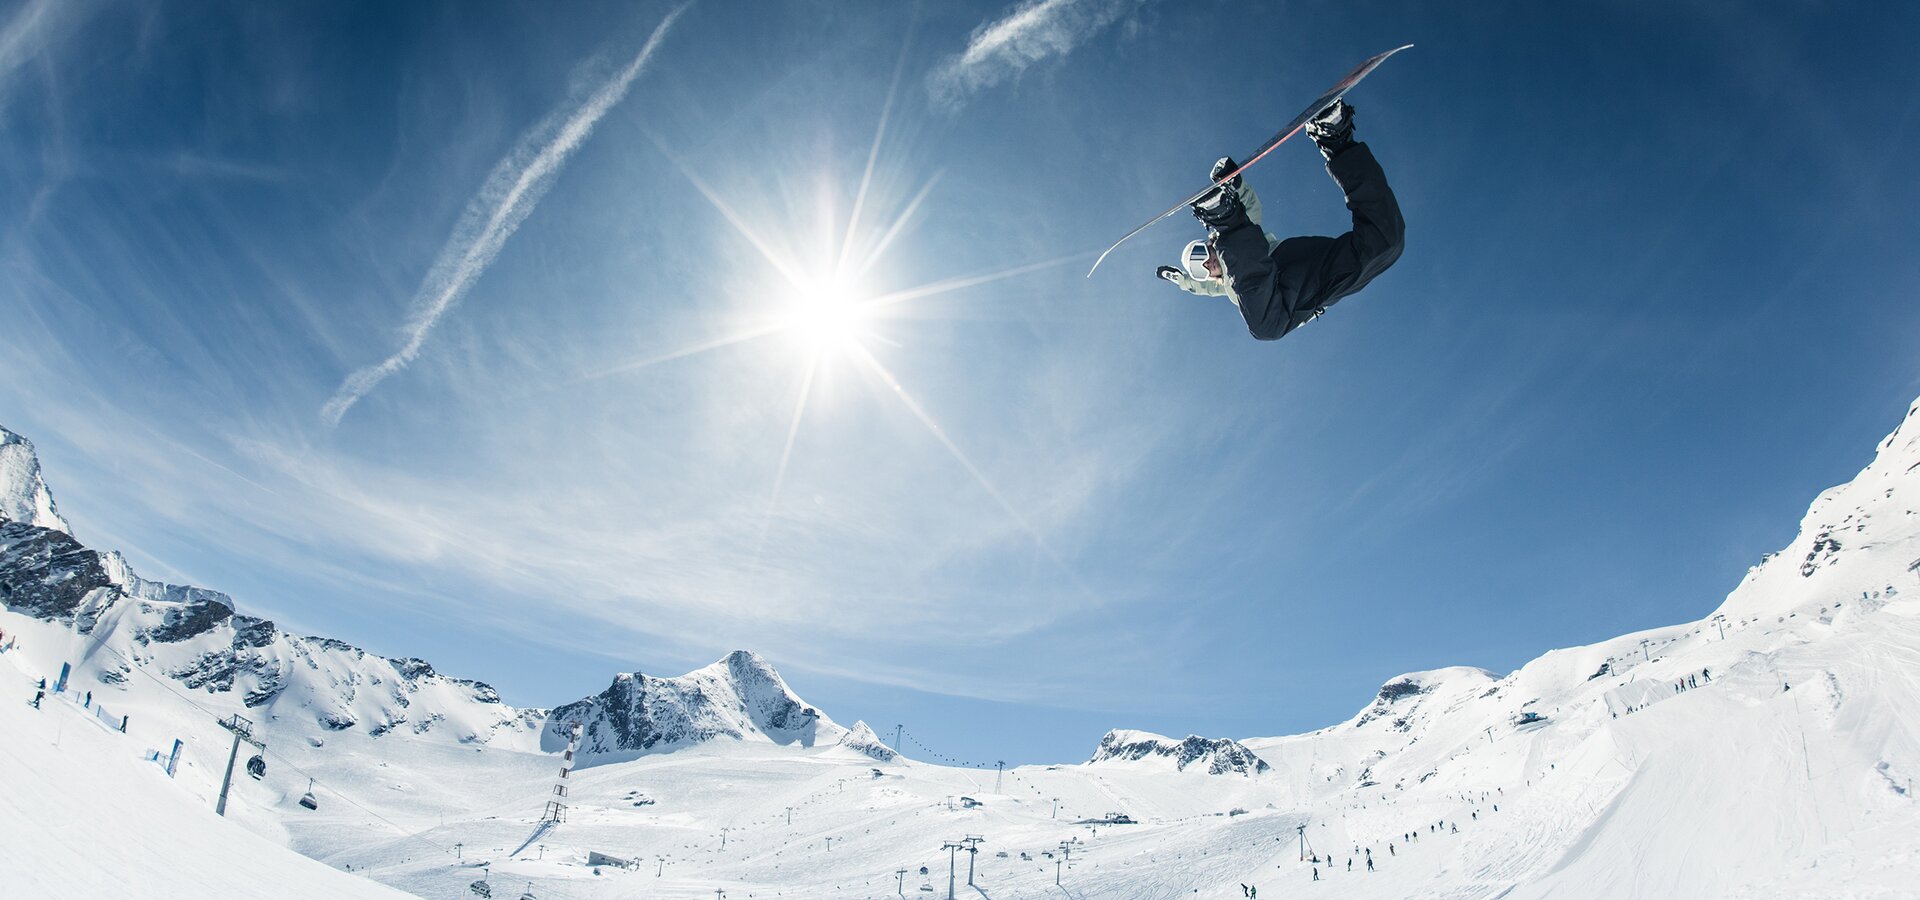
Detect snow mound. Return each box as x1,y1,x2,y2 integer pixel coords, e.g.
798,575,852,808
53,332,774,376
1087,729,1271,776
0,426,72,535
548,649,844,761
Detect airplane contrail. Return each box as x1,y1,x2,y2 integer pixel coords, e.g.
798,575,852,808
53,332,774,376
322,5,689,426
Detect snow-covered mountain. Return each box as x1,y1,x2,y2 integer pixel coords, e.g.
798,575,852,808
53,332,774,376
0,423,852,765
5,395,1920,898
0,427,537,745
1087,729,1272,776
0,426,71,535
1239,395,1920,897
548,649,844,761
1710,397,1919,623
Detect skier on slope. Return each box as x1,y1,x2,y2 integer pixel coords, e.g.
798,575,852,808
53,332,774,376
1156,100,1405,341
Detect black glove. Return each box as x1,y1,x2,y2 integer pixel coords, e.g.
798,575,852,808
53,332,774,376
1156,265,1183,282
1306,99,1356,159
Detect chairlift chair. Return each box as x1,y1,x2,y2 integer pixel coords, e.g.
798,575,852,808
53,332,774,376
299,777,319,811
246,754,267,780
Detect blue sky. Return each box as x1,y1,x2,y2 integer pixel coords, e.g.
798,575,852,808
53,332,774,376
2,0,1917,766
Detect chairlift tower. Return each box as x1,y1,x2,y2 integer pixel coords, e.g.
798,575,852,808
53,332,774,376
941,840,964,899
1296,822,1317,862
541,723,582,824
215,714,265,817
994,760,1004,793
962,835,985,886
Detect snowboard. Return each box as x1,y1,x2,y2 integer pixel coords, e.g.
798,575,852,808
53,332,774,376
1087,44,1413,277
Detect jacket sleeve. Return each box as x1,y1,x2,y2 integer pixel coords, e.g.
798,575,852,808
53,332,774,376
1216,142,1405,340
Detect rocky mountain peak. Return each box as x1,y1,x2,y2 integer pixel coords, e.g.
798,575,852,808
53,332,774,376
0,426,73,535
548,651,844,761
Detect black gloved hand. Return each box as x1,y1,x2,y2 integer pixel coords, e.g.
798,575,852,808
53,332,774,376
1156,265,1183,282
1306,99,1356,159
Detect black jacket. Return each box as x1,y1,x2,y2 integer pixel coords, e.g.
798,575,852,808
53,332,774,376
1212,142,1404,341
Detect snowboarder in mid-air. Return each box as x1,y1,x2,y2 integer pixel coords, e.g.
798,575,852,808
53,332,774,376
1157,99,1405,341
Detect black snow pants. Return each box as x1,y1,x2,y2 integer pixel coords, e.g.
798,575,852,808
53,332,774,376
1212,142,1405,341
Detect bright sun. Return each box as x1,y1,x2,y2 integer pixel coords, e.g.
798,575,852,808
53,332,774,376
782,277,871,351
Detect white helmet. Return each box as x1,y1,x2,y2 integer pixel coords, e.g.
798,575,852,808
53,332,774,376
1182,239,1216,281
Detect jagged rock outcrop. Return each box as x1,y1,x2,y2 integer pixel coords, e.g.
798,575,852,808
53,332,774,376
1087,729,1270,776
0,520,112,621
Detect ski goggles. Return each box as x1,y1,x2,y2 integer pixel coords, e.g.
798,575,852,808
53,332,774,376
1182,239,1216,281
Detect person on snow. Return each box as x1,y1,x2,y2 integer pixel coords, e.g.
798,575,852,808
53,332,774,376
1157,99,1405,341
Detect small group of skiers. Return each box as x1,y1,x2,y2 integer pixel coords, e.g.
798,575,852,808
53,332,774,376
1159,99,1406,343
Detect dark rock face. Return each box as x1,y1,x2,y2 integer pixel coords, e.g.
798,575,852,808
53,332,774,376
0,520,114,624
1378,679,1426,703
553,673,703,752
548,650,832,758
142,597,236,643
1355,677,1436,728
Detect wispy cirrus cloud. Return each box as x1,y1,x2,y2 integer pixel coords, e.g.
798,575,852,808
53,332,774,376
928,0,1146,108
321,5,688,426
0,0,64,97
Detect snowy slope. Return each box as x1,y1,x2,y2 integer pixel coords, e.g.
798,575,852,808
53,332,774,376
1238,395,1920,897
0,425,72,534
0,654,412,899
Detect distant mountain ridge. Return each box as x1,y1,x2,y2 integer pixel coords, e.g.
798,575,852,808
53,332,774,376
0,425,534,744
0,425,885,758
1087,729,1271,776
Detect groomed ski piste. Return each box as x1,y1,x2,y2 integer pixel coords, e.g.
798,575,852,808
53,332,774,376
4,397,1920,899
